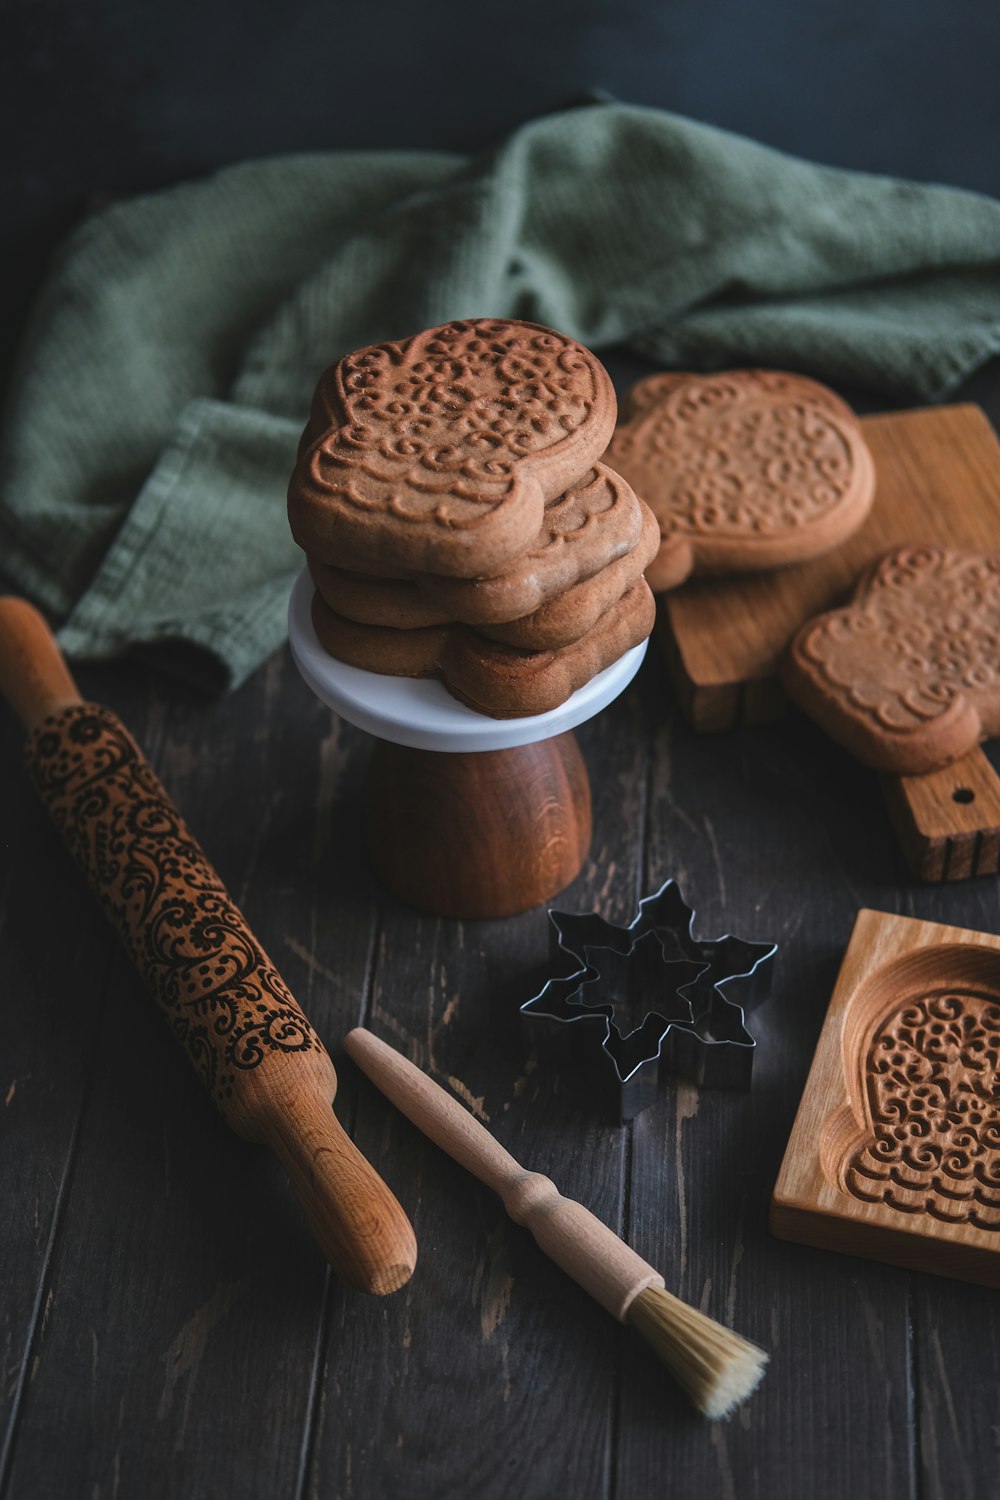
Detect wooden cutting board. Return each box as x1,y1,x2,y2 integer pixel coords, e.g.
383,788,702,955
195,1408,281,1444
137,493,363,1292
657,403,1000,727
770,908,1000,1288
656,403,1000,881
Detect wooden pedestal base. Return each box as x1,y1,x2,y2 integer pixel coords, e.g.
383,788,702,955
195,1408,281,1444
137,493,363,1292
365,731,592,919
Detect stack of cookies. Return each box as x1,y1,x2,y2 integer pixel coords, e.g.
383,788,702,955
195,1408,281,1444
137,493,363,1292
287,319,658,718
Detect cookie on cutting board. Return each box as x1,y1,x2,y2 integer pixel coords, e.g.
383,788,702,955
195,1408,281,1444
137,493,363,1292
605,369,876,591
782,544,1000,775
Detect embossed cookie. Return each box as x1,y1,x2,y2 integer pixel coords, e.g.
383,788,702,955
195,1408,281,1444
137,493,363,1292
782,545,1000,774
604,369,876,591
308,560,452,630
417,463,644,623
288,319,617,579
616,368,859,425
309,580,655,719
308,468,657,650
478,498,660,650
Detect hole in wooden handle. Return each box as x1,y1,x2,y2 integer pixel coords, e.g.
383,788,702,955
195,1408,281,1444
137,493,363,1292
953,786,975,804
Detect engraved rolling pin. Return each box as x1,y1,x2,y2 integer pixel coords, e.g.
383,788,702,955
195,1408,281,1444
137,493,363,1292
344,1027,767,1417
0,598,416,1295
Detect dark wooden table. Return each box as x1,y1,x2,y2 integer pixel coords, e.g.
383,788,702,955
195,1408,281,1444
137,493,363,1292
3,368,1000,1498
4,2,1000,1490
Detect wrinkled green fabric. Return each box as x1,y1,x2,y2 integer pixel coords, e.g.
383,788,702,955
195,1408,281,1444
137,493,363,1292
4,101,1000,690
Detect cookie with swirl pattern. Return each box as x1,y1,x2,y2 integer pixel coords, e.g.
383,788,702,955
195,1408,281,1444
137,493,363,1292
309,579,655,719
308,468,658,649
288,319,617,579
604,369,875,591
477,497,659,649
782,544,1000,774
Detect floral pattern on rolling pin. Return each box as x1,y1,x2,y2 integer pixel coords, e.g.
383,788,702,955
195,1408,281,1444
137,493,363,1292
26,704,316,1105
845,989,1000,1230
785,545,1000,773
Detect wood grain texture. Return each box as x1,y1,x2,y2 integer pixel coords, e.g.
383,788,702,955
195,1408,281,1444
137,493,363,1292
299,663,651,1500
0,605,415,1297
7,404,1000,1497
659,404,1000,882
616,672,915,1498
771,908,1000,1285
5,634,1000,1498
882,747,1000,882
1,656,387,1499
659,404,1000,729
343,1027,665,1321
365,733,591,918
0,671,150,1482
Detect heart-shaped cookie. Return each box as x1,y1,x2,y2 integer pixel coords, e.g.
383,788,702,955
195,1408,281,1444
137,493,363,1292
308,461,654,638
309,497,659,652
782,544,1000,774
478,499,659,650
309,579,655,719
416,463,643,623
605,369,875,590
288,319,617,579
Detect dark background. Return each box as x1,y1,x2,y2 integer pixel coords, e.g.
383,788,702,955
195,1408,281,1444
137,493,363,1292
4,0,1000,383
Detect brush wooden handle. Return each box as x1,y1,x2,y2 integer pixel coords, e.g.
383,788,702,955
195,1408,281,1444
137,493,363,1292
0,598,416,1295
344,1027,664,1320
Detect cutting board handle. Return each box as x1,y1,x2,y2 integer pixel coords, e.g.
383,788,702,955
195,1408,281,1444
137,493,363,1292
882,747,1000,881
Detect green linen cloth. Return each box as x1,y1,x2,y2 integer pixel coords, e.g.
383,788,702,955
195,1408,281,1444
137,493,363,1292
4,99,1000,690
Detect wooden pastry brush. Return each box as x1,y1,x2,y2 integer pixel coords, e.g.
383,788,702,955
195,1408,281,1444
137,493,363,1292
343,1026,767,1418
0,598,416,1295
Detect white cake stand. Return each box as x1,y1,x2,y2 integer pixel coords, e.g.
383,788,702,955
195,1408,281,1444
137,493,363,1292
288,570,647,918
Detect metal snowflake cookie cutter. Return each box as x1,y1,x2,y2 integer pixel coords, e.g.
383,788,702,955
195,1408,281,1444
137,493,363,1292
520,881,777,1119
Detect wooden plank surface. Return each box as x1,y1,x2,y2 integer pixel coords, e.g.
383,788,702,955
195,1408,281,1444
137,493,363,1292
300,668,649,1498
659,403,1000,730
618,673,914,1498
4,440,1000,1500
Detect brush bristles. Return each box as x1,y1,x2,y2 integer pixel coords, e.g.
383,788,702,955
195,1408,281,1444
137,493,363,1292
626,1285,768,1420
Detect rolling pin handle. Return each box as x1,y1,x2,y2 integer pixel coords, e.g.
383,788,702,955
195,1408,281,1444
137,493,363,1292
258,1086,417,1295
0,597,83,731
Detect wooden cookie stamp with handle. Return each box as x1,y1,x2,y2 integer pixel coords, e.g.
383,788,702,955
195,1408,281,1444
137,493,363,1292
658,402,1000,881
0,597,416,1295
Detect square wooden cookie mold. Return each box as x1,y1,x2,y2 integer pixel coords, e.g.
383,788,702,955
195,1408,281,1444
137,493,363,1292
771,908,1000,1287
